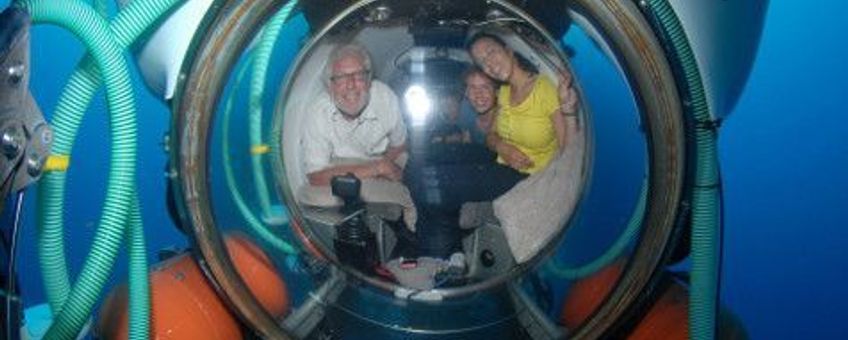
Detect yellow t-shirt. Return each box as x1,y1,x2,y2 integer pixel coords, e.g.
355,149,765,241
495,75,560,174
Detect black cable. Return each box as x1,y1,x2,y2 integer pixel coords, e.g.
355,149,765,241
6,190,24,340
1,153,25,340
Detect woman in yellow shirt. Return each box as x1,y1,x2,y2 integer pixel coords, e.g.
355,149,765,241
467,32,569,175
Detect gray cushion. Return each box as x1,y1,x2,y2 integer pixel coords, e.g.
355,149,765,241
493,128,585,263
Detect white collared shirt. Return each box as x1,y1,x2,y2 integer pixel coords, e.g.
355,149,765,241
302,81,407,174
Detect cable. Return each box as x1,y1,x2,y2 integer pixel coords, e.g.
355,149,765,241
12,0,178,338
222,50,296,255
645,1,721,339
5,190,24,340
247,0,297,225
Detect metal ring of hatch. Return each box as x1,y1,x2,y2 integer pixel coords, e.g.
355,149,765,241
564,1,687,338
169,0,294,338
171,0,686,338
268,0,595,300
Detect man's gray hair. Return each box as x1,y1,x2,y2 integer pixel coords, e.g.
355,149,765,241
323,42,373,88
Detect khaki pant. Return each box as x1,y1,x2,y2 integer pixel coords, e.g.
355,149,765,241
297,158,416,232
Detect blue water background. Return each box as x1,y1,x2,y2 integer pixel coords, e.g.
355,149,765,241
1,0,846,339
718,1,848,338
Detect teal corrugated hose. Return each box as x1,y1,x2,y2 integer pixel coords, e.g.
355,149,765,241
647,1,721,339
224,51,296,255
126,197,147,340
18,0,182,338
43,0,182,338
546,178,647,279
223,0,298,254
16,0,136,338
248,0,297,224
90,0,108,17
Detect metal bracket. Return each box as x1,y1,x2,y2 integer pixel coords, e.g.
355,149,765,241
282,267,347,339
0,7,52,200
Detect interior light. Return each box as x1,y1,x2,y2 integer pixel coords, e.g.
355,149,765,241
404,84,431,126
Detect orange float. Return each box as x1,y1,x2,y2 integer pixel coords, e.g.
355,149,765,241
224,233,291,317
559,260,626,329
560,261,747,339
628,280,689,339
97,233,289,339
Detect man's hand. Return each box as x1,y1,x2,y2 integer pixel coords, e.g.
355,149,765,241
373,158,403,181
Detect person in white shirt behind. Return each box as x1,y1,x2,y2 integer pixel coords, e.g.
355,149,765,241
299,42,417,231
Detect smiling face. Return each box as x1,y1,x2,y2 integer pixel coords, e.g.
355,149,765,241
470,37,514,82
329,54,372,118
465,71,497,114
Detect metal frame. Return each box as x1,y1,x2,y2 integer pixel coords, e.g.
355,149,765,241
170,0,689,337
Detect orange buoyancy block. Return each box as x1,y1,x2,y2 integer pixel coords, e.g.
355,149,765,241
560,261,748,339
98,234,290,339
628,280,688,339
629,282,749,340
559,260,626,328
98,253,243,340
224,232,290,317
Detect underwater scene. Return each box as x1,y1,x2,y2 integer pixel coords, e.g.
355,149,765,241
0,0,845,339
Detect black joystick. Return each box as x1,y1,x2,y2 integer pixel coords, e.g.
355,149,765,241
331,174,362,214
331,174,378,274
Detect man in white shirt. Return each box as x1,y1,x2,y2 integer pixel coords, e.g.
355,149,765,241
299,43,416,231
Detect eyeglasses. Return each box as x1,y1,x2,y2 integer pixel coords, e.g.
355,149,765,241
330,69,371,85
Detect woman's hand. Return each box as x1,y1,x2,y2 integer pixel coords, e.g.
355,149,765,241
497,142,534,170
558,70,579,115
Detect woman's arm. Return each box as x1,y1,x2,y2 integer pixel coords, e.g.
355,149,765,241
558,70,579,115
552,108,567,150
554,70,581,152
487,130,533,170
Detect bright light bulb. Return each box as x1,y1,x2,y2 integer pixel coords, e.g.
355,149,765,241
404,85,431,126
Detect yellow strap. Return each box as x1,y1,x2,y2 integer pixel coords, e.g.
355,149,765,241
250,144,270,155
44,155,70,172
